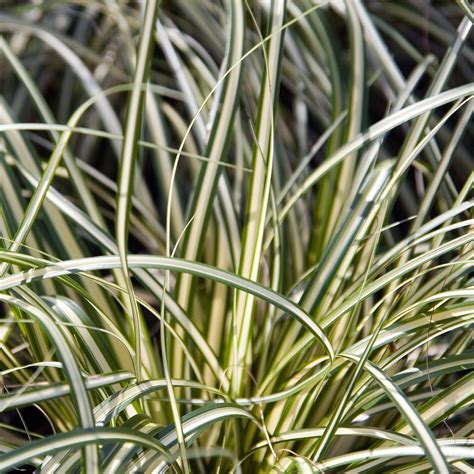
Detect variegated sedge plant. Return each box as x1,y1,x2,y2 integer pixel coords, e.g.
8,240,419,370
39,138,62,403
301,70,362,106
0,0,473,472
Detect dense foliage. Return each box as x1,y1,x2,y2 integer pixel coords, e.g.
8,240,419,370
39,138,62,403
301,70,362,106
0,0,473,472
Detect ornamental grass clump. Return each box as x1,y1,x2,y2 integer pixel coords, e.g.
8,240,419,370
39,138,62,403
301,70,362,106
0,0,473,472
